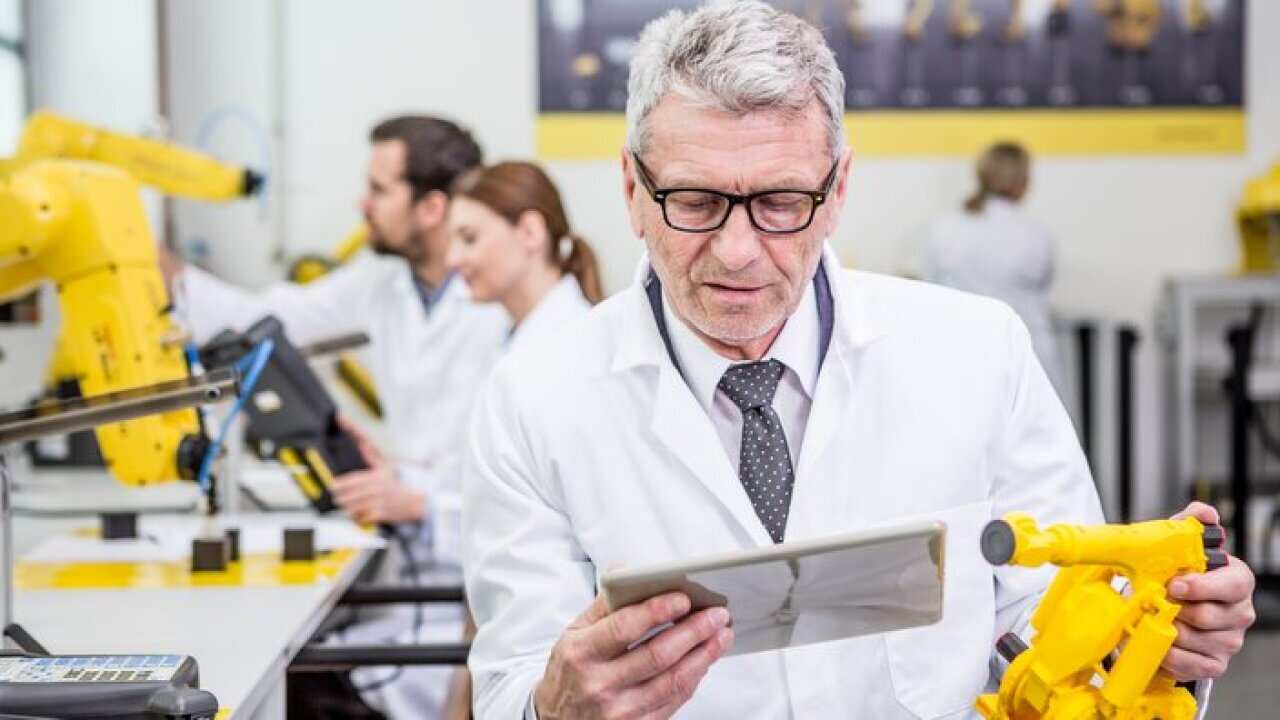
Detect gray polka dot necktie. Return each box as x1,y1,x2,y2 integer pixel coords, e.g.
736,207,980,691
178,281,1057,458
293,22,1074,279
718,359,794,544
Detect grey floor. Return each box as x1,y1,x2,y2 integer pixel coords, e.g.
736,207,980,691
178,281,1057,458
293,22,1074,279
1207,627,1280,717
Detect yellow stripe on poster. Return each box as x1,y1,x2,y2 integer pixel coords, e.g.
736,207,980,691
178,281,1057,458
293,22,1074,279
16,548,362,591
537,109,1245,159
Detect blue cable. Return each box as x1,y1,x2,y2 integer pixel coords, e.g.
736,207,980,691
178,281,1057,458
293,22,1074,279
195,338,275,493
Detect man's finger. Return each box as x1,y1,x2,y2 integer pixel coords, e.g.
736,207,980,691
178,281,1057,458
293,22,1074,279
1168,557,1256,604
1171,501,1220,525
1176,598,1257,631
331,471,374,492
584,593,692,660
614,626,734,717
1172,620,1245,658
1161,646,1227,682
337,415,385,465
610,606,732,684
569,593,615,630
330,479,373,507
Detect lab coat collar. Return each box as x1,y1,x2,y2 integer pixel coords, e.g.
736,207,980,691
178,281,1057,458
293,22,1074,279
608,243,885,546
508,274,585,351
660,277,820,413
613,243,884,374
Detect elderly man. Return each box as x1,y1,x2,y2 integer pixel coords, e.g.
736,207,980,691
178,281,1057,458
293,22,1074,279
462,3,1255,718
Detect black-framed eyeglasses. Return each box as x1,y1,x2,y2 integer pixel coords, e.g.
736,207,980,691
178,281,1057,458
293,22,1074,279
633,153,838,234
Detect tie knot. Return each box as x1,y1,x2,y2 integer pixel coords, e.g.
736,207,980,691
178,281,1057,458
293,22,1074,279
718,359,786,412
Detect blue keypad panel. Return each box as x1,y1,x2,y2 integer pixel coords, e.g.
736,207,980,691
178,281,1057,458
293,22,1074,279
0,655,182,683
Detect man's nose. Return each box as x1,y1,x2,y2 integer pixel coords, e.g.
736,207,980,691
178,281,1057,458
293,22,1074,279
709,202,763,272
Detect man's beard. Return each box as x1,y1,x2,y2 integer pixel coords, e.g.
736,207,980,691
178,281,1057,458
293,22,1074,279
368,226,424,265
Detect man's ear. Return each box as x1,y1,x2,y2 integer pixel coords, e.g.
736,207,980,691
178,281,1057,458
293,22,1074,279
621,150,644,239
822,148,854,235
413,190,449,230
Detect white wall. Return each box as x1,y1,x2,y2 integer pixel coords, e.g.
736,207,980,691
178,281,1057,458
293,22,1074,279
0,0,25,151
23,0,1280,517
1,0,160,409
163,0,279,287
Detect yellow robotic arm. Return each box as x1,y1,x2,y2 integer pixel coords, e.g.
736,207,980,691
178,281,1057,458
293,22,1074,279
4,109,264,385
2,110,262,200
1237,162,1280,274
1,161,206,484
287,224,368,284
975,513,1227,720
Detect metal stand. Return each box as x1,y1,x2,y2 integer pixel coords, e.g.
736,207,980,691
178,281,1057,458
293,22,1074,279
290,585,471,672
1224,309,1280,592
0,369,237,652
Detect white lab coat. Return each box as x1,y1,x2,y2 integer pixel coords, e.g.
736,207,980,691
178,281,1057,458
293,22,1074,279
922,197,1063,392
342,273,593,719
177,253,509,474
506,274,592,355
463,246,1107,719
174,254,508,719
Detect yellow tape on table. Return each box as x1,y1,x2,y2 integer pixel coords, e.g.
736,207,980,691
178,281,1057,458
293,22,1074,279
16,548,361,591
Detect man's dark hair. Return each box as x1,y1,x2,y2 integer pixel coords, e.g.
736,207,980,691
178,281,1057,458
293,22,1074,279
369,115,483,201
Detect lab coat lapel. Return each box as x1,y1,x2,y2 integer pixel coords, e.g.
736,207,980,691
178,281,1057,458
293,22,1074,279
650,360,775,546
613,263,775,547
789,249,889,539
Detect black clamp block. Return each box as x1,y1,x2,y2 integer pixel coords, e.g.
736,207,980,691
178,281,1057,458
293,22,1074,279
192,536,230,572
225,528,241,562
101,512,139,540
283,527,316,562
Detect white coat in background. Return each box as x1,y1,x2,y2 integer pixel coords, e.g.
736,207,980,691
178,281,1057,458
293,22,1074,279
923,196,1063,391
174,253,508,719
506,274,593,355
177,253,508,473
350,273,592,719
463,246,1106,719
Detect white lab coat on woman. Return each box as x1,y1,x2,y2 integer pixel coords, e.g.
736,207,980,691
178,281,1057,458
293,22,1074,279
347,272,591,719
174,253,507,718
506,274,593,355
463,246,1109,719
923,196,1063,392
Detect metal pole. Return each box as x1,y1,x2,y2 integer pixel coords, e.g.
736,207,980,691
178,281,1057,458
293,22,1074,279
1076,324,1096,469
1117,326,1139,523
1,447,13,642
1227,323,1253,563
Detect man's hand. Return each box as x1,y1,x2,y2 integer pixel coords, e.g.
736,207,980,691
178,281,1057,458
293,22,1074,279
157,247,185,288
331,416,424,525
1162,501,1257,681
534,592,734,719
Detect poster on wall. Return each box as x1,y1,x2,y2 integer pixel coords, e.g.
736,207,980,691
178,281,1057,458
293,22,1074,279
537,0,1246,158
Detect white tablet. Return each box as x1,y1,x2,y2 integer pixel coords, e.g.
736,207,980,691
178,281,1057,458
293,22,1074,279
600,520,945,656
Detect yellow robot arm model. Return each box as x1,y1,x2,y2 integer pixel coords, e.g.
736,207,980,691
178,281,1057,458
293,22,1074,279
904,0,935,42
1237,162,1280,274
975,512,1228,720
1,110,262,200
0,160,207,485
1094,0,1163,51
949,0,984,41
287,224,368,284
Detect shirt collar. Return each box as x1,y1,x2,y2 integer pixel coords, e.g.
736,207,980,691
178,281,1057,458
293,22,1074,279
661,280,820,413
414,271,456,316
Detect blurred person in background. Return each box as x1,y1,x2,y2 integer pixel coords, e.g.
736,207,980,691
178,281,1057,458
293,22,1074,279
922,141,1063,390
162,115,508,720
446,160,604,351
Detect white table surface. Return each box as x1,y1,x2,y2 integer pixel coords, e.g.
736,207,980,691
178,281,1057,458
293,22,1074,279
11,510,374,718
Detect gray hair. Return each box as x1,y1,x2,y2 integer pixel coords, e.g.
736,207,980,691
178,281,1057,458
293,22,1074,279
625,0,846,160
